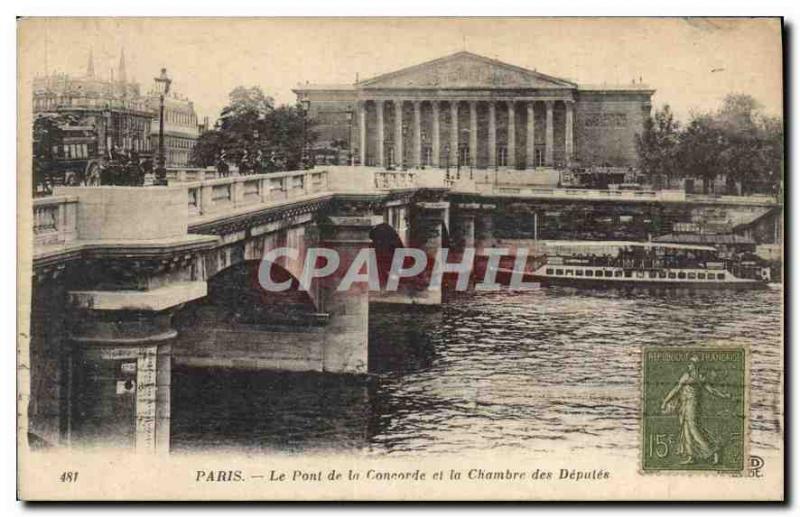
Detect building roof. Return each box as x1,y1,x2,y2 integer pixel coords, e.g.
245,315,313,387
357,51,577,90
294,83,355,91
578,84,654,92
293,51,657,95
732,206,781,231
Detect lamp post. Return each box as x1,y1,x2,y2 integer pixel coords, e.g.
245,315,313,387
252,129,260,174
420,129,427,170
386,135,393,170
444,143,450,179
346,110,354,166
401,122,409,171
153,68,171,186
461,128,473,179
300,99,311,169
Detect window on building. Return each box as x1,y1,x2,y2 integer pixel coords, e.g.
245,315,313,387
678,272,687,279
556,269,564,276
717,273,726,280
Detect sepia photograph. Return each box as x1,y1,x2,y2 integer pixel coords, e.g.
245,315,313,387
15,16,784,501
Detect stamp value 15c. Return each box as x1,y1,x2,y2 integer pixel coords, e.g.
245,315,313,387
641,346,747,472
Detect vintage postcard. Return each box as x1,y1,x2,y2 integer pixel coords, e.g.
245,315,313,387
16,17,784,501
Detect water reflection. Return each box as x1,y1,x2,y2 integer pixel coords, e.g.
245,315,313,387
170,286,783,455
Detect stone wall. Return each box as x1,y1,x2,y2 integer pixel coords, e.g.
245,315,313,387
574,91,652,168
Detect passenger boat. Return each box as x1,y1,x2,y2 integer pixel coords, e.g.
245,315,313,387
530,241,770,289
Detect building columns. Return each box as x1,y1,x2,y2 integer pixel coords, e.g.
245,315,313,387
358,101,366,166
507,101,516,169
413,101,422,168
526,102,535,169
431,101,441,168
394,100,404,169
488,102,496,169
376,100,385,168
469,101,478,168
359,97,574,171
565,100,574,166
450,101,459,169
545,100,554,167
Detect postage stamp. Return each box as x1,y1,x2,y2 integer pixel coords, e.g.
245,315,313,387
641,346,748,472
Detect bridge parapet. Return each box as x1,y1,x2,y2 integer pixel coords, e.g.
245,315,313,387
166,166,219,183
374,171,417,190
184,169,329,219
33,195,78,246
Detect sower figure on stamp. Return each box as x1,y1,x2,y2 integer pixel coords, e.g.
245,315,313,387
660,356,731,465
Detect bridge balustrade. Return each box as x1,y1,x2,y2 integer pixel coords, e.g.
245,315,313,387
167,167,219,183
33,195,78,246
374,171,417,190
183,169,331,218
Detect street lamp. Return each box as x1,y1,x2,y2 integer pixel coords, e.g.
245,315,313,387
386,135,394,170
346,111,354,166
300,99,311,169
444,143,451,179
401,122,409,171
420,129,428,170
461,128,473,179
153,68,171,186
252,129,260,174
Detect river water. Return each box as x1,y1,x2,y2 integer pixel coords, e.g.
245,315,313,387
171,286,783,456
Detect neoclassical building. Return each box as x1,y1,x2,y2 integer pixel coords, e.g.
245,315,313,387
294,51,654,170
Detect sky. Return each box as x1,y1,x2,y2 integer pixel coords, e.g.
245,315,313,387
18,17,783,124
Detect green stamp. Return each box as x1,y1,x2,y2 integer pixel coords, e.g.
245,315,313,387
641,346,747,472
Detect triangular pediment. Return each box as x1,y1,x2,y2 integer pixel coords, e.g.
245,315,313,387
359,51,576,90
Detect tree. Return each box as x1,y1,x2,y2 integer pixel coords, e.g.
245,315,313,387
190,87,316,173
263,104,316,171
220,86,275,126
757,115,784,198
637,94,783,195
636,105,680,189
190,127,225,167
715,94,783,195
677,114,727,194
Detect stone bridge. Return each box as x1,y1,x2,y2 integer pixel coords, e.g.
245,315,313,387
26,166,782,453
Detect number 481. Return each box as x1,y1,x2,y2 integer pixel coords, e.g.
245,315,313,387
60,471,79,483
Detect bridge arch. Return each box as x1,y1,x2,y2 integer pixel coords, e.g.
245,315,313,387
202,258,319,320
370,222,405,287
